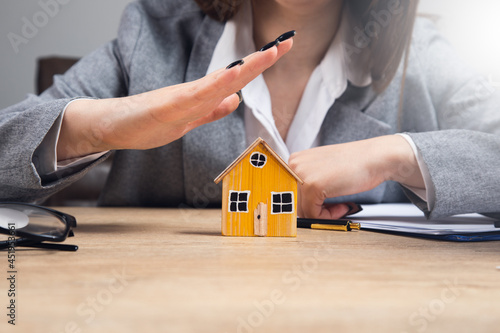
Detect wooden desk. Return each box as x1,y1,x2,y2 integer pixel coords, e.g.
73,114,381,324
1,208,499,333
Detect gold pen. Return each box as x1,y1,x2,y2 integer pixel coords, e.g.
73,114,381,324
297,218,361,232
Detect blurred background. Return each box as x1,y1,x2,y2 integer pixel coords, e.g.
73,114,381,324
1,0,499,109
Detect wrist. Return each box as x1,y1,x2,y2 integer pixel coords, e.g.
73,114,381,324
56,99,116,161
381,135,424,188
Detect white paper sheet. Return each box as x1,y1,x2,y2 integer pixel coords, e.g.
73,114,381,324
351,203,500,235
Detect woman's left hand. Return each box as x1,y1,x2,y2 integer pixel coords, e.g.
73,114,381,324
288,135,425,219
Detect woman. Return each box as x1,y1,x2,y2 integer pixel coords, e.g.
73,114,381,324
0,0,499,219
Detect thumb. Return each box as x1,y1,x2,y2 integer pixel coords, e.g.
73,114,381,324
318,203,351,220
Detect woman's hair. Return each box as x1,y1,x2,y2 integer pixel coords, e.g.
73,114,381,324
193,0,419,92
193,0,244,22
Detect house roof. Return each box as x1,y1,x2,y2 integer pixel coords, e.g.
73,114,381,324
214,137,304,185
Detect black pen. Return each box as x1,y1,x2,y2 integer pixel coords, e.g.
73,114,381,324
297,218,361,232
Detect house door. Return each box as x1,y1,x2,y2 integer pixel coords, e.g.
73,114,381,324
254,202,268,236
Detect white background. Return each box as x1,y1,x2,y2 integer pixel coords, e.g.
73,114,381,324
0,0,499,109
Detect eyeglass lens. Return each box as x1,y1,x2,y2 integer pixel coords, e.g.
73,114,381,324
0,204,67,240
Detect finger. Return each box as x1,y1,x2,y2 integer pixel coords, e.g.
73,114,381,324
233,38,293,89
240,38,293,75
345,202,363,216
149,39,293,125
318,203,351,220
173,39,292,124
189,38,294,105
298,183,327,219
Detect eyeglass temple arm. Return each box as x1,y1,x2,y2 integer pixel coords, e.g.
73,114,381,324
20,242,78,252
0,238,78,252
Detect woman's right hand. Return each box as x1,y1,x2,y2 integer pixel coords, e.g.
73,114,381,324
56,39,293,161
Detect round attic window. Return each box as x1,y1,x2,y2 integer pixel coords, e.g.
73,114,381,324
250,152,267,168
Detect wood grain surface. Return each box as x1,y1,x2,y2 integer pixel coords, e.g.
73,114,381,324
1,207,499,333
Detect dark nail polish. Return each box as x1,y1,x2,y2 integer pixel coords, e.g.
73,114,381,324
236,90,243,104
276,30,296,43
346,203,363,216
259,40,277,52
354,204,363,214
226,59,244,69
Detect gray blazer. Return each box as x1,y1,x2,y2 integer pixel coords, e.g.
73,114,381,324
0,0,499,218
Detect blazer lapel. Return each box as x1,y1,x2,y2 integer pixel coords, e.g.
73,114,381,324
184,16,224,82
182,17,246,206
319,83,396,146
182,106,246,207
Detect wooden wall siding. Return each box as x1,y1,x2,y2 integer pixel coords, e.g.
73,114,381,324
221,144,297,237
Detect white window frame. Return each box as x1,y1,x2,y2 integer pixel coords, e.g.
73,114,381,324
270,191,294,215
249,152,267,168
228,190,251,213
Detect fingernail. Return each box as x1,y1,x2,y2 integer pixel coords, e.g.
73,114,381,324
346,203,363,216
276,30,296,44
259,40,277,52
226,59,244,69
236,90,243,104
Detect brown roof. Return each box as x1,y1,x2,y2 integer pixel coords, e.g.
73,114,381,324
214,137,304,184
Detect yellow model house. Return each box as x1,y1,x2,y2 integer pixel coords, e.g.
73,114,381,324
214,138,304,237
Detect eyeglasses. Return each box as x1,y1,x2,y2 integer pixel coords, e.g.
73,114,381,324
0,203,78,251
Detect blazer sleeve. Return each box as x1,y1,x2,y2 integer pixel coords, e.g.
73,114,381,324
0,2,143,202
404,19,500,219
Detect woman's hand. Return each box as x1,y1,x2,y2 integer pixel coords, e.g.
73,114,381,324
288,135,425,219
57,39,293,161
